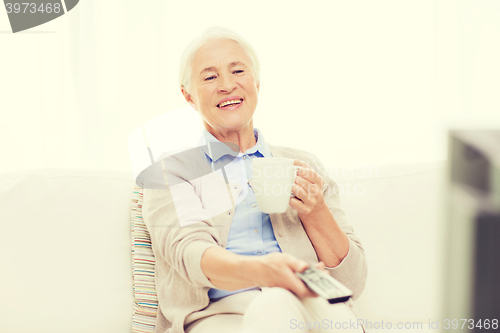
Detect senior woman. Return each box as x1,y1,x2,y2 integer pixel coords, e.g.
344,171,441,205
141,27,367,333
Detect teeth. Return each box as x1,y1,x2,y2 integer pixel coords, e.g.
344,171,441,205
218,99,242,107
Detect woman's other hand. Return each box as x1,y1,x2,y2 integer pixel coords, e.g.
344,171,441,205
290,160,327,216
287,160,350,268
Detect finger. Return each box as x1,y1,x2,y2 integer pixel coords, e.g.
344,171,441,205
282,259,319,298
296,279,320,298
276,261,314,297
295,173,314,189
289,196,309,215
293,159,308,167
295,177,322,198
297,167,323,187
296,287,319,298
291,275,319,298
288,257,309,273
303,287,320,298
294,162,320,183
315,261,326,272
292,184,316,206
290,192,309,212
295,169,325,200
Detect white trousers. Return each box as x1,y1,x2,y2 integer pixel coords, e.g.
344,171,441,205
184,287,364,333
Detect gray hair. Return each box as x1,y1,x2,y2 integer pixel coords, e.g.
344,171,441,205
179,27,261,93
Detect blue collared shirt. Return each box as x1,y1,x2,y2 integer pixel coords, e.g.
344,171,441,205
198,128,282,300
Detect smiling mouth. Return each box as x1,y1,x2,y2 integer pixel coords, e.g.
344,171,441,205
217,99,243,108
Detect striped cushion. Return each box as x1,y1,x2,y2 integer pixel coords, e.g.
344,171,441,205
131,186,158,333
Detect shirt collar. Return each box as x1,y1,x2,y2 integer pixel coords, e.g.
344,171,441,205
247,128,272,158
198,128,272,163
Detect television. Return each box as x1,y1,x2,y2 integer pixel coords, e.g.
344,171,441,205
444,130,500,332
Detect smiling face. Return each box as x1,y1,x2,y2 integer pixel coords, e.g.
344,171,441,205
182,38,260,138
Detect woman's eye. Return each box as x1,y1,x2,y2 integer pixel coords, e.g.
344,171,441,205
205,75,217,81
233,70,244,74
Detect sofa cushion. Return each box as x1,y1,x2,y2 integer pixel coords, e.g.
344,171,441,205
0,169,135,333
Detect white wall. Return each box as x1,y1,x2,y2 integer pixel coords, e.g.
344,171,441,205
1,0,500,175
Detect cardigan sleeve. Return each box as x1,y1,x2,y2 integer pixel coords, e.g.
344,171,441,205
308,154,368,300
142,180,222,290
139,149,239,290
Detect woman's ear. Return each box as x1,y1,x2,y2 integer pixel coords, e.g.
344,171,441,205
181,86,197,111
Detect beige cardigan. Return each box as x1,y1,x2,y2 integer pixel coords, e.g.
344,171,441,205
142,145,367,333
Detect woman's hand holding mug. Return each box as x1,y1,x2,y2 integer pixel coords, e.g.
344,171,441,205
289,159,327,216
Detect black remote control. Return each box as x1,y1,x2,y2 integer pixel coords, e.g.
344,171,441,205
296,266,353,304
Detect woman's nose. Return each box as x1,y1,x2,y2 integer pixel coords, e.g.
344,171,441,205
217,74,236,93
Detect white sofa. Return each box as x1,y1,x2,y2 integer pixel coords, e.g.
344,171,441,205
0,161,446,333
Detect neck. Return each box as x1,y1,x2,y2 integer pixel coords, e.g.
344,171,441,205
205,124,256,153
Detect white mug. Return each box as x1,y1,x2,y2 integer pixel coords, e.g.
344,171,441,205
251,158,302,214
